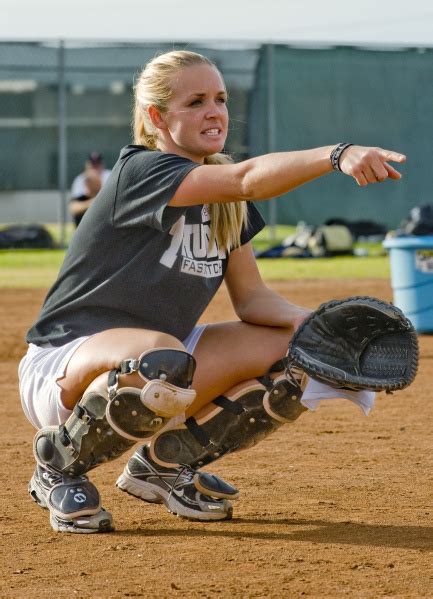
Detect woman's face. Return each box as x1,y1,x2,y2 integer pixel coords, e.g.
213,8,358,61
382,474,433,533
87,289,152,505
159,64,229,163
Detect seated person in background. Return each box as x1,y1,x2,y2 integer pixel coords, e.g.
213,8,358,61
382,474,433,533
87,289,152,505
69,152,111,227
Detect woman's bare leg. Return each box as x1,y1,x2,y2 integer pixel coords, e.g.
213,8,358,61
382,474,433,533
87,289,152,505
63,321,292,415
186,320,293,416
56,328,185,409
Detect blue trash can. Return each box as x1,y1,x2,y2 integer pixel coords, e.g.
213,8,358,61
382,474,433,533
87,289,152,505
383,235,433,333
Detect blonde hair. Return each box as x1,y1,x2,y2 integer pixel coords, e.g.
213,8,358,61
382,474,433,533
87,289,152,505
133,50,248,251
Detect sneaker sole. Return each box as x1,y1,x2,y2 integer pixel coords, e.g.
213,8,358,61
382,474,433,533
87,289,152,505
116,471,163,504
50,512,114,534
29,475,114,534
116,471,232,521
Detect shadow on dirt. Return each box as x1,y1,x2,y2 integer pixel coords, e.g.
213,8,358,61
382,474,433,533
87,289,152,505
117,518,433,551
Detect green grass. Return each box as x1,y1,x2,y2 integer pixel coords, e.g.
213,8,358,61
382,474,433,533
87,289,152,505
257,255,389,280
0,249,65,288
0,225,390,288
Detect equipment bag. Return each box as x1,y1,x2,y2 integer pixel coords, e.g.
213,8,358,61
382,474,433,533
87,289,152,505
307,225,354,257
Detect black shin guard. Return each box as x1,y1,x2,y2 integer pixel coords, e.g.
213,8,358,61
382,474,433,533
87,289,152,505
34,391,140,477
34,348,196,477
149,367,307,470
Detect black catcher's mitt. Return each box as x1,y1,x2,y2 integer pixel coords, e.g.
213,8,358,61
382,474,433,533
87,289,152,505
287,296,419,392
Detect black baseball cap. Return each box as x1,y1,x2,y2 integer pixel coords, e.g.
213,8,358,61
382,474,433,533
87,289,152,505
88,151,103,165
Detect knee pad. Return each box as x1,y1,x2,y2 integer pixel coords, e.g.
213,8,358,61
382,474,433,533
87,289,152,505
149,366,308,470
34,348,196,477
106,348,196,437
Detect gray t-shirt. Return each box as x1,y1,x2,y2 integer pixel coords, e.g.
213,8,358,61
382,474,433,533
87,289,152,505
27,146,265,348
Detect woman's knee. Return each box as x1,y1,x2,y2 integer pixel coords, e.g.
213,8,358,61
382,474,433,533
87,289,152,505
197,322,292,368
191,323,292,396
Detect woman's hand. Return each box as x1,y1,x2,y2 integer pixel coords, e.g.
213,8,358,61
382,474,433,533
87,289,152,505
290,305,312,332
338,145,406,187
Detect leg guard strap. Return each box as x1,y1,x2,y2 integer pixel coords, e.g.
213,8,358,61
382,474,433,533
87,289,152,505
150,366,307,469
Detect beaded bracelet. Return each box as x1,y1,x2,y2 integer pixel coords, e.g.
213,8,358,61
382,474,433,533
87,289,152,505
330,143,353,172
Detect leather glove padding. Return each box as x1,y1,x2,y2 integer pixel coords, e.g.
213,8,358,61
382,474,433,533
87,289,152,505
287,296,419,392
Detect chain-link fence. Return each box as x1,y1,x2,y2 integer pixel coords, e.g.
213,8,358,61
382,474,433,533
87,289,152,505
1,40,432,232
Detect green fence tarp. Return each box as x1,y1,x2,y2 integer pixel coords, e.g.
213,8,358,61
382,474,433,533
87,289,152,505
249,45,433,229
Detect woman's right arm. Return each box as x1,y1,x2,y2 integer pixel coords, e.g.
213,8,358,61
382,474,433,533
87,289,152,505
168,145,406,207
69,198,93,216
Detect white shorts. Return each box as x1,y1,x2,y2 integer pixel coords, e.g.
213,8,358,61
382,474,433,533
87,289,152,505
18,325,207,430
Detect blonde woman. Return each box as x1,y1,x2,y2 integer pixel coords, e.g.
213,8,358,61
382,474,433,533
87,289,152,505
19,50,405,533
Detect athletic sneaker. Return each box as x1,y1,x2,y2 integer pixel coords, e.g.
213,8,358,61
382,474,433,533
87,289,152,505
29,464,114,534
116,445,236,521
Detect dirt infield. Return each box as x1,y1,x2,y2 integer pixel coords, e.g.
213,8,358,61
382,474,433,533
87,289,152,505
1,279,433,598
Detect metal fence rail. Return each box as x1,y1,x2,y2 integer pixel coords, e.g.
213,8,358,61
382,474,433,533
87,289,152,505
0,40,258,242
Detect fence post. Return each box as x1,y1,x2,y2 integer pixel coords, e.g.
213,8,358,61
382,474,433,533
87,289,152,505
266,43,277,243
57,39,68,248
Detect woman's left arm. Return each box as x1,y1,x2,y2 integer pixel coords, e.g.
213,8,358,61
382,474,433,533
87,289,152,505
224,242,311,331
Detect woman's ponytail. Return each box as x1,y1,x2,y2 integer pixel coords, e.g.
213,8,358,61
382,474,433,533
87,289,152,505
133,100,157,150
205,153,248,252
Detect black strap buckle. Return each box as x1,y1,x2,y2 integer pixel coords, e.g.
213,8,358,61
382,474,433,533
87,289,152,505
283,357,302,390
185,417,220,455
107,358,140,400
119,358,139,375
